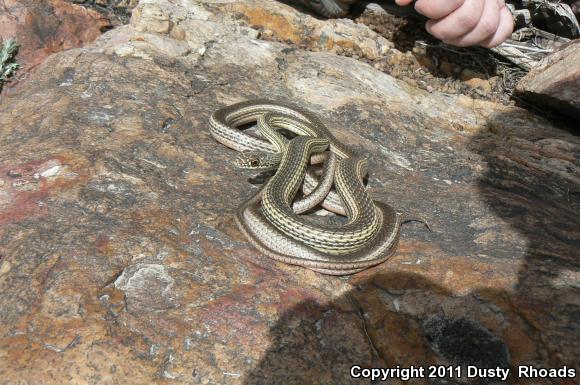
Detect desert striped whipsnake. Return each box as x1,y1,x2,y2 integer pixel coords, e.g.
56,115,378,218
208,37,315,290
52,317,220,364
209,99,401,274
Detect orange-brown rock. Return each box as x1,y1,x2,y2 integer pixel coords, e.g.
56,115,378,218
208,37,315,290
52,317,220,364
0,1,578,384
0,0,110,95
194,0,394,60
515,40,580,119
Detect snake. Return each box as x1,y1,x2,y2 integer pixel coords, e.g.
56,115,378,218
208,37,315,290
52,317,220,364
209,99,401,274
209,99,345,214
256,113,381,254
236,185,400,275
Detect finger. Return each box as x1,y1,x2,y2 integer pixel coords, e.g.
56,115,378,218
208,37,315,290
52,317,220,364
443,0,500,47
425,0,486,41
395,0,414,6
479,7,514,48
415,0,465,19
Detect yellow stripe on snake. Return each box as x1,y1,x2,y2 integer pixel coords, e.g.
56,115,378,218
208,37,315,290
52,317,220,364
209,99,400,275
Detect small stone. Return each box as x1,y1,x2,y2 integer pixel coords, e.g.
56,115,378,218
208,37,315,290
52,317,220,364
132,4,171,34
261,29,274,39
39,165,61,178
460,69,486,82
464,78,492,94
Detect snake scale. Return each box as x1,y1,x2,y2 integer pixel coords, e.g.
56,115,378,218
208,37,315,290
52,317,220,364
209,99,401,275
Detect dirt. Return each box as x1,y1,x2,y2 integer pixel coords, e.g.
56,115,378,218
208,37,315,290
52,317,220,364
351,4,526,105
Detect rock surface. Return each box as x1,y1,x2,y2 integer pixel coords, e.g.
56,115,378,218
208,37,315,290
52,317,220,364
73,0,528,104
0,1,578,384
0,0,110,95
515,39,580,119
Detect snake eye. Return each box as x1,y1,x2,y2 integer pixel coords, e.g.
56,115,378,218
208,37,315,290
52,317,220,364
250,159,260,167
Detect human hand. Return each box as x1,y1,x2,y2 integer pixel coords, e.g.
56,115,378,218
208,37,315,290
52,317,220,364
395,0,514,48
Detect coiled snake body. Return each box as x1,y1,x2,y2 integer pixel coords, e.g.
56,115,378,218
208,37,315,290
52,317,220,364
209,99,400,275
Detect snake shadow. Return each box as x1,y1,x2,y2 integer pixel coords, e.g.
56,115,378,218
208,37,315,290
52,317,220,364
241,110,580,385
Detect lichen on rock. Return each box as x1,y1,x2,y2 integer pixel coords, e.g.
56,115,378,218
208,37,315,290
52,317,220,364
0,38,19,89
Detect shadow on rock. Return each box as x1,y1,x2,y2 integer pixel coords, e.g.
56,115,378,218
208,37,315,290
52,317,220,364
468,111,580,368
241,271,523,385
242,111,579,385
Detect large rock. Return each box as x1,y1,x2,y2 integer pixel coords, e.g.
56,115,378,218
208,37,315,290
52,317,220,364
0,1,578,384
160,0,395,60
515,39,580,119
0,0,110,95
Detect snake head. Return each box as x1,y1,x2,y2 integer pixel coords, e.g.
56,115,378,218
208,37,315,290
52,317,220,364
234,151,280,171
